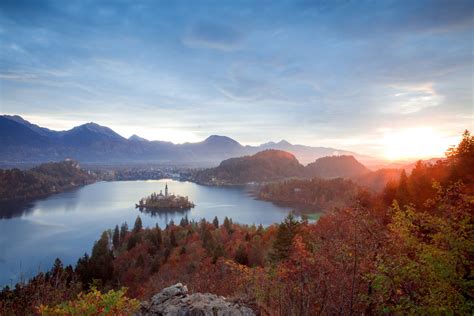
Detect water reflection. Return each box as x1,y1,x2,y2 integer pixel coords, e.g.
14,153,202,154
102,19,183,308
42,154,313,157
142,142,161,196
0,200,34,219
137,207,190,221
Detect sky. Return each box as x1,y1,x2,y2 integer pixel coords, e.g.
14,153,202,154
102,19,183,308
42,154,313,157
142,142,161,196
0,0,472,160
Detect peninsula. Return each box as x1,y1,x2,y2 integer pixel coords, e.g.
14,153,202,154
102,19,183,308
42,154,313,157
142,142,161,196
136,184,195,211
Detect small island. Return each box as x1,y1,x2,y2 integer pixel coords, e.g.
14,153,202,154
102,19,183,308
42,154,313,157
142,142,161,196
136,184,195,212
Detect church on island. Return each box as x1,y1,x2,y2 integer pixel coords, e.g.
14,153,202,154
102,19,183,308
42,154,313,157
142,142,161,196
155,183,169,200
136,183,195,210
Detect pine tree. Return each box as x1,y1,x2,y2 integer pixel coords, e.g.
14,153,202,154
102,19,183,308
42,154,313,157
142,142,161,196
170,230,177,247
112,225,120,250
235,244,249,266
269,213,300,263
201,226,214,252
180,215,189,227
446,130,473,185
90,231,114,283
213,216,219,229
397,170,411,207
257,224,264,235
212,243,225,263
120,222,128,241
133,216,143,233
223,216,233,234
75,253,92,289
51,258,64,277
127,234,140,250
150,225,162,249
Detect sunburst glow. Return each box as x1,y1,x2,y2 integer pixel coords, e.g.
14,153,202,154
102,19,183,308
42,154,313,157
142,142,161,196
382,127,458,161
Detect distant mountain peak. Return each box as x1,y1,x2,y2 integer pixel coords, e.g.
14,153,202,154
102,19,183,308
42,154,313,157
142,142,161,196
277,140,291,146
3,114,26,122
203,135,240,146
79,122,104,130
129,134,148,142
2,114,59,137
71,122,124,139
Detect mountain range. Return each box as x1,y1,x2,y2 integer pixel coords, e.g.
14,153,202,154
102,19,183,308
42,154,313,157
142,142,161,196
0,115,379,167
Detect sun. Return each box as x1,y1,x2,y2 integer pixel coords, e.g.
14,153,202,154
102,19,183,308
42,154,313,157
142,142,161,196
382,127,456,161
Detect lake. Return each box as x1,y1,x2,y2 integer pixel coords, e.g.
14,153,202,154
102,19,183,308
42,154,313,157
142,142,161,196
0,179,293,287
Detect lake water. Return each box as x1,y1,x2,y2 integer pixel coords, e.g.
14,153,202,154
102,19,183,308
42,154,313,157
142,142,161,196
0,180,293,287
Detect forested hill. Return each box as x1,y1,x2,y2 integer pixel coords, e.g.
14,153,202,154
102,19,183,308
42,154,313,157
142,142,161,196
0,160,95,201
306,155,370,178
193,149,306,185
193,149,379,185
259,177,360,211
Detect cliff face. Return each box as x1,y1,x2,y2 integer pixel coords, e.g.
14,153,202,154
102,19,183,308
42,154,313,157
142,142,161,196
137,283,255,316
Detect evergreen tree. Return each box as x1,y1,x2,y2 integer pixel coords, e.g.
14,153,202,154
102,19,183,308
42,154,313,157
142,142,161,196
235,244,249,266
75,253,92,289
89,231,114,284
257,224,264,235
269,213,300,263
170,230,177,247
201,226,214,252
446,129,473,184
120,222,128,241
164,247,171,262
112,224,120,250
223,216,233,234
133,216,143,233
149,225,162,250
212,243,225,263
51,258,64,276
127,234,140,250
180,215,189,227
212,216,219,229
396,170,411,207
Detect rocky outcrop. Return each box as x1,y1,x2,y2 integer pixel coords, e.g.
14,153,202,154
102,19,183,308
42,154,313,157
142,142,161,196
137,283,256,316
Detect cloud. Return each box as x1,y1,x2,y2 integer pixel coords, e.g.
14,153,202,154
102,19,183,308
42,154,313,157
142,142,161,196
182,21,244,51
383,83,443,114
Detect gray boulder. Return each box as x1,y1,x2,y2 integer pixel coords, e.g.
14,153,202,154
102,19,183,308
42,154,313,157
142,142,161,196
137,283,255,316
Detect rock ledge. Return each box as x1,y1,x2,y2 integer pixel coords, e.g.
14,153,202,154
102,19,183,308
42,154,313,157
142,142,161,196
137,283,255,316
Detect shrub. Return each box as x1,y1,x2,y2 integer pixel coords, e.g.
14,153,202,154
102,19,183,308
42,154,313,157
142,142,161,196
38,287,139,316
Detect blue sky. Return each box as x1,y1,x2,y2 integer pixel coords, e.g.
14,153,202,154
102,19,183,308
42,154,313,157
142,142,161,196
0,0,472,159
